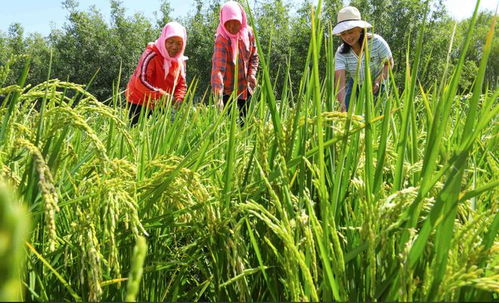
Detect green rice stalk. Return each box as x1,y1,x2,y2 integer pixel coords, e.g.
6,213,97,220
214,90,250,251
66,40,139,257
0,181,31,301
126,236,147,302
16,139,59,252
392,2,428,192
25,241,81,301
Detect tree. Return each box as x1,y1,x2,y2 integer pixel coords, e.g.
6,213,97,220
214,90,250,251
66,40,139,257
255,0,293,98
48,2,157,101
25,33,52,84
110,0,158,96
323,0,345,23
453,11,499,90
289,1,314,95
8,23,25,55
183,0,221,100
155,0,173,28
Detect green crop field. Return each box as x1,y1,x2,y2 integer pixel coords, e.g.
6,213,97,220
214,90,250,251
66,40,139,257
0,0,497,301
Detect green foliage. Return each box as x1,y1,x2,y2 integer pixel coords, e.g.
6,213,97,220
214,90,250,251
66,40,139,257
454,11,499,90
1,55,497,301
182,0,221,98
255,0,293,98
50,3,157,101
0,0,496,102
125,236,147,302
154,0,173,28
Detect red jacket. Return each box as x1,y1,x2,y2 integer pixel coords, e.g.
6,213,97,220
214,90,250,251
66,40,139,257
126,44,187,108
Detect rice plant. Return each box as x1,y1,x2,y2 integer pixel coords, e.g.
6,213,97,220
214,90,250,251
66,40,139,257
0,0,497,301
0,181,31,301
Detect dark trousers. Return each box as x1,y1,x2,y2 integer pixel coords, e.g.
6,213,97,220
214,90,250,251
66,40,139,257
128,103,151,126
223,94,251,125
345,78,384,111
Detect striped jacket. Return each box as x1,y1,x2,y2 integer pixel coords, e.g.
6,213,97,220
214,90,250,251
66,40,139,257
211,28,259,100
126,43,187,108
335,34,392,84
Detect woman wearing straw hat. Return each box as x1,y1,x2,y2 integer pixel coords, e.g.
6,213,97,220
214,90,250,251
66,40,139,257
333,6,393,112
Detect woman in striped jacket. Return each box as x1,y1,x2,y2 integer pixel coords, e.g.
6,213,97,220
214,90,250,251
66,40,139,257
333,6,393,112
126,22,188,125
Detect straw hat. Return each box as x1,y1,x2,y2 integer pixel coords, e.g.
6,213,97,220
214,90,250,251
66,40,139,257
332,6,372,35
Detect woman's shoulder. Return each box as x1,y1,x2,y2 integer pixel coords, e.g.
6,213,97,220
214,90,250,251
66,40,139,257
136,44,161,64
144,42,156,52
247,26,255,37
143,43,162,58
371,34,389,44
215,34,229,44
370,34,391,53
214,34,231,50
335,45,343,55
335,44,351,57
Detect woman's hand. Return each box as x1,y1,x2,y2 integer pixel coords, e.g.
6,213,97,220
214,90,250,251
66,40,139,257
248,75,257,90
340,102,347,112
373,81,380,94
215,95,224,111
335,69,347,112
158,89,173,102
173,100,182,109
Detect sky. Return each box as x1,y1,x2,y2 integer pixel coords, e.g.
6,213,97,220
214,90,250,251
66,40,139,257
0,0,497,37
0,0,195,36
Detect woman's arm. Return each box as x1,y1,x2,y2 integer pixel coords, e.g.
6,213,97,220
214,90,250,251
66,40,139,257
140,51,160,91
373,57,394,93
211,37,227,109
174,72,187,103
335,69,347,112
248,29,259,92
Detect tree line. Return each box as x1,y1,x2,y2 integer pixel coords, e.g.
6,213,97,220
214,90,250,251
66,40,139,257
0,0,497,103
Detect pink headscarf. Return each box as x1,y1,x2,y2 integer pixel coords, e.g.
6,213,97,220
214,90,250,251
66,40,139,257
216,1,250,64
154,21,188,79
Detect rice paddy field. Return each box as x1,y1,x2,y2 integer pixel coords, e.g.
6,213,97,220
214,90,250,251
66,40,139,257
0,1,498,302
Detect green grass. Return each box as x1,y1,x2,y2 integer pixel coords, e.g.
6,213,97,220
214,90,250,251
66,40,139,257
0,0,497,301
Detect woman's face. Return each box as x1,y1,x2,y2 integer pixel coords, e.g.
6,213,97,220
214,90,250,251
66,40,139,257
340,27,362,47
165,37,183,57
224,20,241,35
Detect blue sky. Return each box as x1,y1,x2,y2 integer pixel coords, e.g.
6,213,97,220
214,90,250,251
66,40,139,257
0,0,196,36
0,0,497,37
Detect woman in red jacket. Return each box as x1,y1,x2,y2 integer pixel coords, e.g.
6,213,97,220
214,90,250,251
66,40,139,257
126,21,188,125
